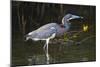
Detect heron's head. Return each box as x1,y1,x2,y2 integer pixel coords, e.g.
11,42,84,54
62,14,83,24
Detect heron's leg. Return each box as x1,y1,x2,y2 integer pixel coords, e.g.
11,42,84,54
46,39,50,64
43,43,47,50
43,43,47,58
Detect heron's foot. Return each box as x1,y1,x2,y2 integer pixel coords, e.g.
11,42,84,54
46,54,50,64
47,61,49,64
47,55,49,61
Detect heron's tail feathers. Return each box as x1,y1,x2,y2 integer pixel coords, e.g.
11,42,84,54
24,34,29,38
24,34,31,41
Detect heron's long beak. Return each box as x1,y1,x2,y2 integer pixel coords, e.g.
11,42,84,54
69,15,83,21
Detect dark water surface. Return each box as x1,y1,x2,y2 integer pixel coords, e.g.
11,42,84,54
12,32,96,66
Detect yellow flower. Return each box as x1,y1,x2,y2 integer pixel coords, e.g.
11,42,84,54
83,24,88,32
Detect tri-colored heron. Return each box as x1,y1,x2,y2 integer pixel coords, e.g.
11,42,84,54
25,14,83,64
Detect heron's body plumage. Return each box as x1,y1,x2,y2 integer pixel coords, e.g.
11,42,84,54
27,22,70,40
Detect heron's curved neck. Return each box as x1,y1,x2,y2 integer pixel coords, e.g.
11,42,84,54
62,16,71,30
62,20,70,30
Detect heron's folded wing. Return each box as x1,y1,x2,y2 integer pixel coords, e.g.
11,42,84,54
37,23,58,31
35,27,57,39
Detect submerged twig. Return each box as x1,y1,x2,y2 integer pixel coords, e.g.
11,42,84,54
76,35,95,44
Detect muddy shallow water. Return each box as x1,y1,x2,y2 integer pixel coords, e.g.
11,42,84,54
12,33,96,66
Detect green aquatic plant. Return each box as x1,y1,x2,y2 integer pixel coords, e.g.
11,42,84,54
63,33,69,41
